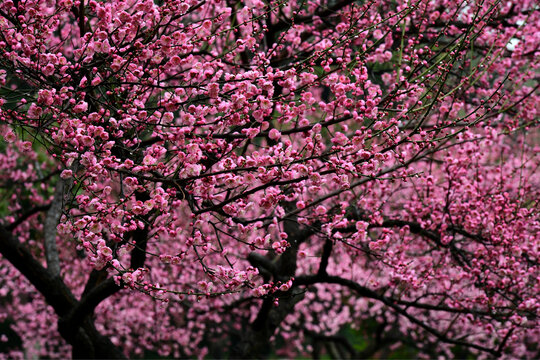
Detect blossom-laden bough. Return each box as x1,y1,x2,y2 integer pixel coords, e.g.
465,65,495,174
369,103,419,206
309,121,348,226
0,0,538,358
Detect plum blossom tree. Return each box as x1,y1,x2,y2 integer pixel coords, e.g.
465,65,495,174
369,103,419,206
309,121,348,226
0,0,539,358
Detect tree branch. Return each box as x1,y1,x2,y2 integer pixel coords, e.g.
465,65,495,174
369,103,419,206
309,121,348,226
0,225,76,316
294,274,503,356
0,225,126,358
6,204,50,231
44,180,65,277
317,239,333,277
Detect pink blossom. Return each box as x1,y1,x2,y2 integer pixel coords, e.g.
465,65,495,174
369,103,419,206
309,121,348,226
60,169,73,179
73,101,88,113
21,141,33,152
269,128,281,140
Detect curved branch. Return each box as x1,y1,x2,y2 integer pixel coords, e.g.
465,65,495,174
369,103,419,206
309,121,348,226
0,225,76,316
6,204,51,231
0,225,126,358
339,217,471,267
294,274,503,356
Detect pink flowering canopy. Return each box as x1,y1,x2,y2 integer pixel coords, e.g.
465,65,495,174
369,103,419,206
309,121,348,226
0,0,539,358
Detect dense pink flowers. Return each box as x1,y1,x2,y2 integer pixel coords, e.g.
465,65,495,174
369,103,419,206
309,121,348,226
0,0,539,358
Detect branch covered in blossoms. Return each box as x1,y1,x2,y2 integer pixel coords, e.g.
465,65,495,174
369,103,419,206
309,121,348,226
0,0,538,358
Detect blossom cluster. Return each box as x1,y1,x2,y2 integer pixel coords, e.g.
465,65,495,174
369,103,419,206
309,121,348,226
0,0,538,358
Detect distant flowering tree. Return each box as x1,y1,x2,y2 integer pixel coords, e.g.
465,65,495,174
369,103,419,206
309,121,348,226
0,0,539,358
